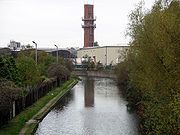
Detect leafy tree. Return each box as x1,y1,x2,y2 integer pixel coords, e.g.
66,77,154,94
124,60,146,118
115,0,180,134
0,56,21,86
94,41,99,46
0,79,22,112
63,59,74,72
38,54,56,75
47,63,70,80
38,51,48,64
16,56,40,86
18,49,35,58
114,61,129,86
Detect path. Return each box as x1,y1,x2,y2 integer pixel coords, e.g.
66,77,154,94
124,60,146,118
19,80,76,135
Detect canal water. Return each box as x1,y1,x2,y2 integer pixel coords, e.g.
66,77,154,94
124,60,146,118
35,77,139,135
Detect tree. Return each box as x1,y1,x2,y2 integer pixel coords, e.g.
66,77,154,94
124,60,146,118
94,41,99,46
63,59,74,72
38,51,48,64
0,79,22,112
16,56,40,86
39,54,56,75
0,56,21,86
18,49,35,58
47,63,70,81
117,0,180,134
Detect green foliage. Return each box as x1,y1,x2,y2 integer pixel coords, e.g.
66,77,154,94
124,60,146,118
0,79,22,112
114,61,129,85
47,63,70,79
16,56,40,86
37,52,56,75
38,51,48,64
94,41,99,46
0,56,22,86
18,49,35,59
63,59,74,72
0,79,75,135
88,61,95,69
115,0,180,134
95,61,103,71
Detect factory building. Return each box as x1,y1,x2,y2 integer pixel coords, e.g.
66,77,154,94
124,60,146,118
77,46,129,66
79,2,129,66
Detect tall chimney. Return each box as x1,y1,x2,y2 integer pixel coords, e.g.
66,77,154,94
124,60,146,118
82,4,96,48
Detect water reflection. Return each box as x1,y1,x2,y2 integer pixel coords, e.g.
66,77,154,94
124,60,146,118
53,90,74,112
35,77,139,135
84,78,94,107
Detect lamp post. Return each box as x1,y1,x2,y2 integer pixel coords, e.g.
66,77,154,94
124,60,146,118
106,46,107,66
54,44,58,63
32,41,37,64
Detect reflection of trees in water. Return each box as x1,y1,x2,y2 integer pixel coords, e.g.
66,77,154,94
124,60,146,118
84,78,94,107
53,90,74,112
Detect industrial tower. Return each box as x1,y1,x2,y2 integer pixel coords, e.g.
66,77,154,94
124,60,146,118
82,4,96,48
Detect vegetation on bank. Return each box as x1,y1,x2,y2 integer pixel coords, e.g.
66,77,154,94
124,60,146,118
0,49,74,128
0,78,77,135
115,0,180,134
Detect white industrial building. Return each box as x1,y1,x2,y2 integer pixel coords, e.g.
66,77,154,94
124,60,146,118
77,46,129,65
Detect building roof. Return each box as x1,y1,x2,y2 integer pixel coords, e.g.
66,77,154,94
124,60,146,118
78,45,130,51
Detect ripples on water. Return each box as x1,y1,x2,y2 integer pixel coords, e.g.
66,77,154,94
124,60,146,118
35,76,139,135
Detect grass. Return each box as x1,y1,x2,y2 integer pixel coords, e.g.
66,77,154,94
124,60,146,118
24,123,37,135
0,78,77,135
34,79,77,120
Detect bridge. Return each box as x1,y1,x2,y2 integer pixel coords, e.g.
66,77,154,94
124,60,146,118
71,70,117,80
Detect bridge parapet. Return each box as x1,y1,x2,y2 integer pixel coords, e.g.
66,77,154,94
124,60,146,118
71,70,116,80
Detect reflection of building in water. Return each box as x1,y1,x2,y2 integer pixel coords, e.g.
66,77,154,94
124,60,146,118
84,78,94,107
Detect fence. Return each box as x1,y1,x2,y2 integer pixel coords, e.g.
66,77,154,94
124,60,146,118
0,76,68,128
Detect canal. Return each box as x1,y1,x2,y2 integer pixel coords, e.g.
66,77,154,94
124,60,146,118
35,76,139,135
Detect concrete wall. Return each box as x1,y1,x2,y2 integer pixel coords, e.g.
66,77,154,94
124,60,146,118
77,46,129,65
72,71,117,80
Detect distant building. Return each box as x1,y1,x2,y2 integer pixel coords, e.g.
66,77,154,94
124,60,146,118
8,40,33,51
39,48,76,59
77,45,129,65
8,40,21,51
51,50,75,58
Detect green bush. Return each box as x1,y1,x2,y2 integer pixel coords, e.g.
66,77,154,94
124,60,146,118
115,0,180,134
47,63,70,80
0,79,22,112
16,56,40,86
0,56,22,86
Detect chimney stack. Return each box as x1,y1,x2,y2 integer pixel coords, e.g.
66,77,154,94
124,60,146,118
82,4,96,48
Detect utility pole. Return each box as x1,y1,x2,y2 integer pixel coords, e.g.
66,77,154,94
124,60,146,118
106,46,107,66
54,44,58,63
32,41,37,64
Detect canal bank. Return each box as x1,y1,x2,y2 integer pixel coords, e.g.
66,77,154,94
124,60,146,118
0,78,78,135
21,79,78,135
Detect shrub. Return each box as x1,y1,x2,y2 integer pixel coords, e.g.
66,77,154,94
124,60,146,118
115,0,180,134
0,56,22,86
47,63,70,80
0,79,22,112
16,56,40,86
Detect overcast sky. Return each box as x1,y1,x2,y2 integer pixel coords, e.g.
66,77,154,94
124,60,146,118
0,0,156,48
